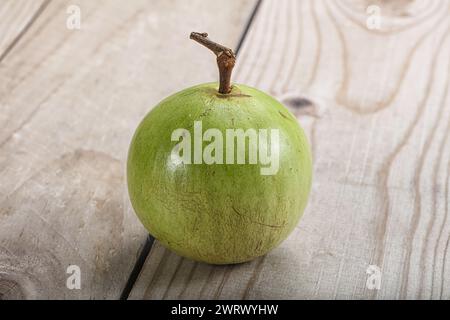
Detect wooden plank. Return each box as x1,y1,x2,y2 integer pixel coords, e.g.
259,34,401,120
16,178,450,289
0,0,256,299
129,0,450,299
0,0,48,61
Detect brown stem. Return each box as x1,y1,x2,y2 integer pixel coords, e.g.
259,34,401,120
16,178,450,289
190,32,236,94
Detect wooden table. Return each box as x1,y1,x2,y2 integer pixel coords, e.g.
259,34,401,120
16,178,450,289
1,0,449,300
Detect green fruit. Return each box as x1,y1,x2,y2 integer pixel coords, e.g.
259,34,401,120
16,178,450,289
127,33,312,264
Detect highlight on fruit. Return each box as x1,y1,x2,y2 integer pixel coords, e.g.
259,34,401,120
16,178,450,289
126,32,312,264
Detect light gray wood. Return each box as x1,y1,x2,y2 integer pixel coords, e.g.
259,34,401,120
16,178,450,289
0,0,256,299
130,0,450,300
0,0,48,61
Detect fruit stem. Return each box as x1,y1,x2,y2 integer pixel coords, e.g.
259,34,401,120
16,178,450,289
190,32,236,94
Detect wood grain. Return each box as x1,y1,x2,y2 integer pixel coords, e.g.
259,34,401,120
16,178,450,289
0,0,256,299
130,0,450,299
0,0,49,62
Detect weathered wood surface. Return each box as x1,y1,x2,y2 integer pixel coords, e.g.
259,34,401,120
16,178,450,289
129,0,450,299
0,0,255,299
0,0,48,61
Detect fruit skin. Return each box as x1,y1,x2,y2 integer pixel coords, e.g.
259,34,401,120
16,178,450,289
127,82,312,264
